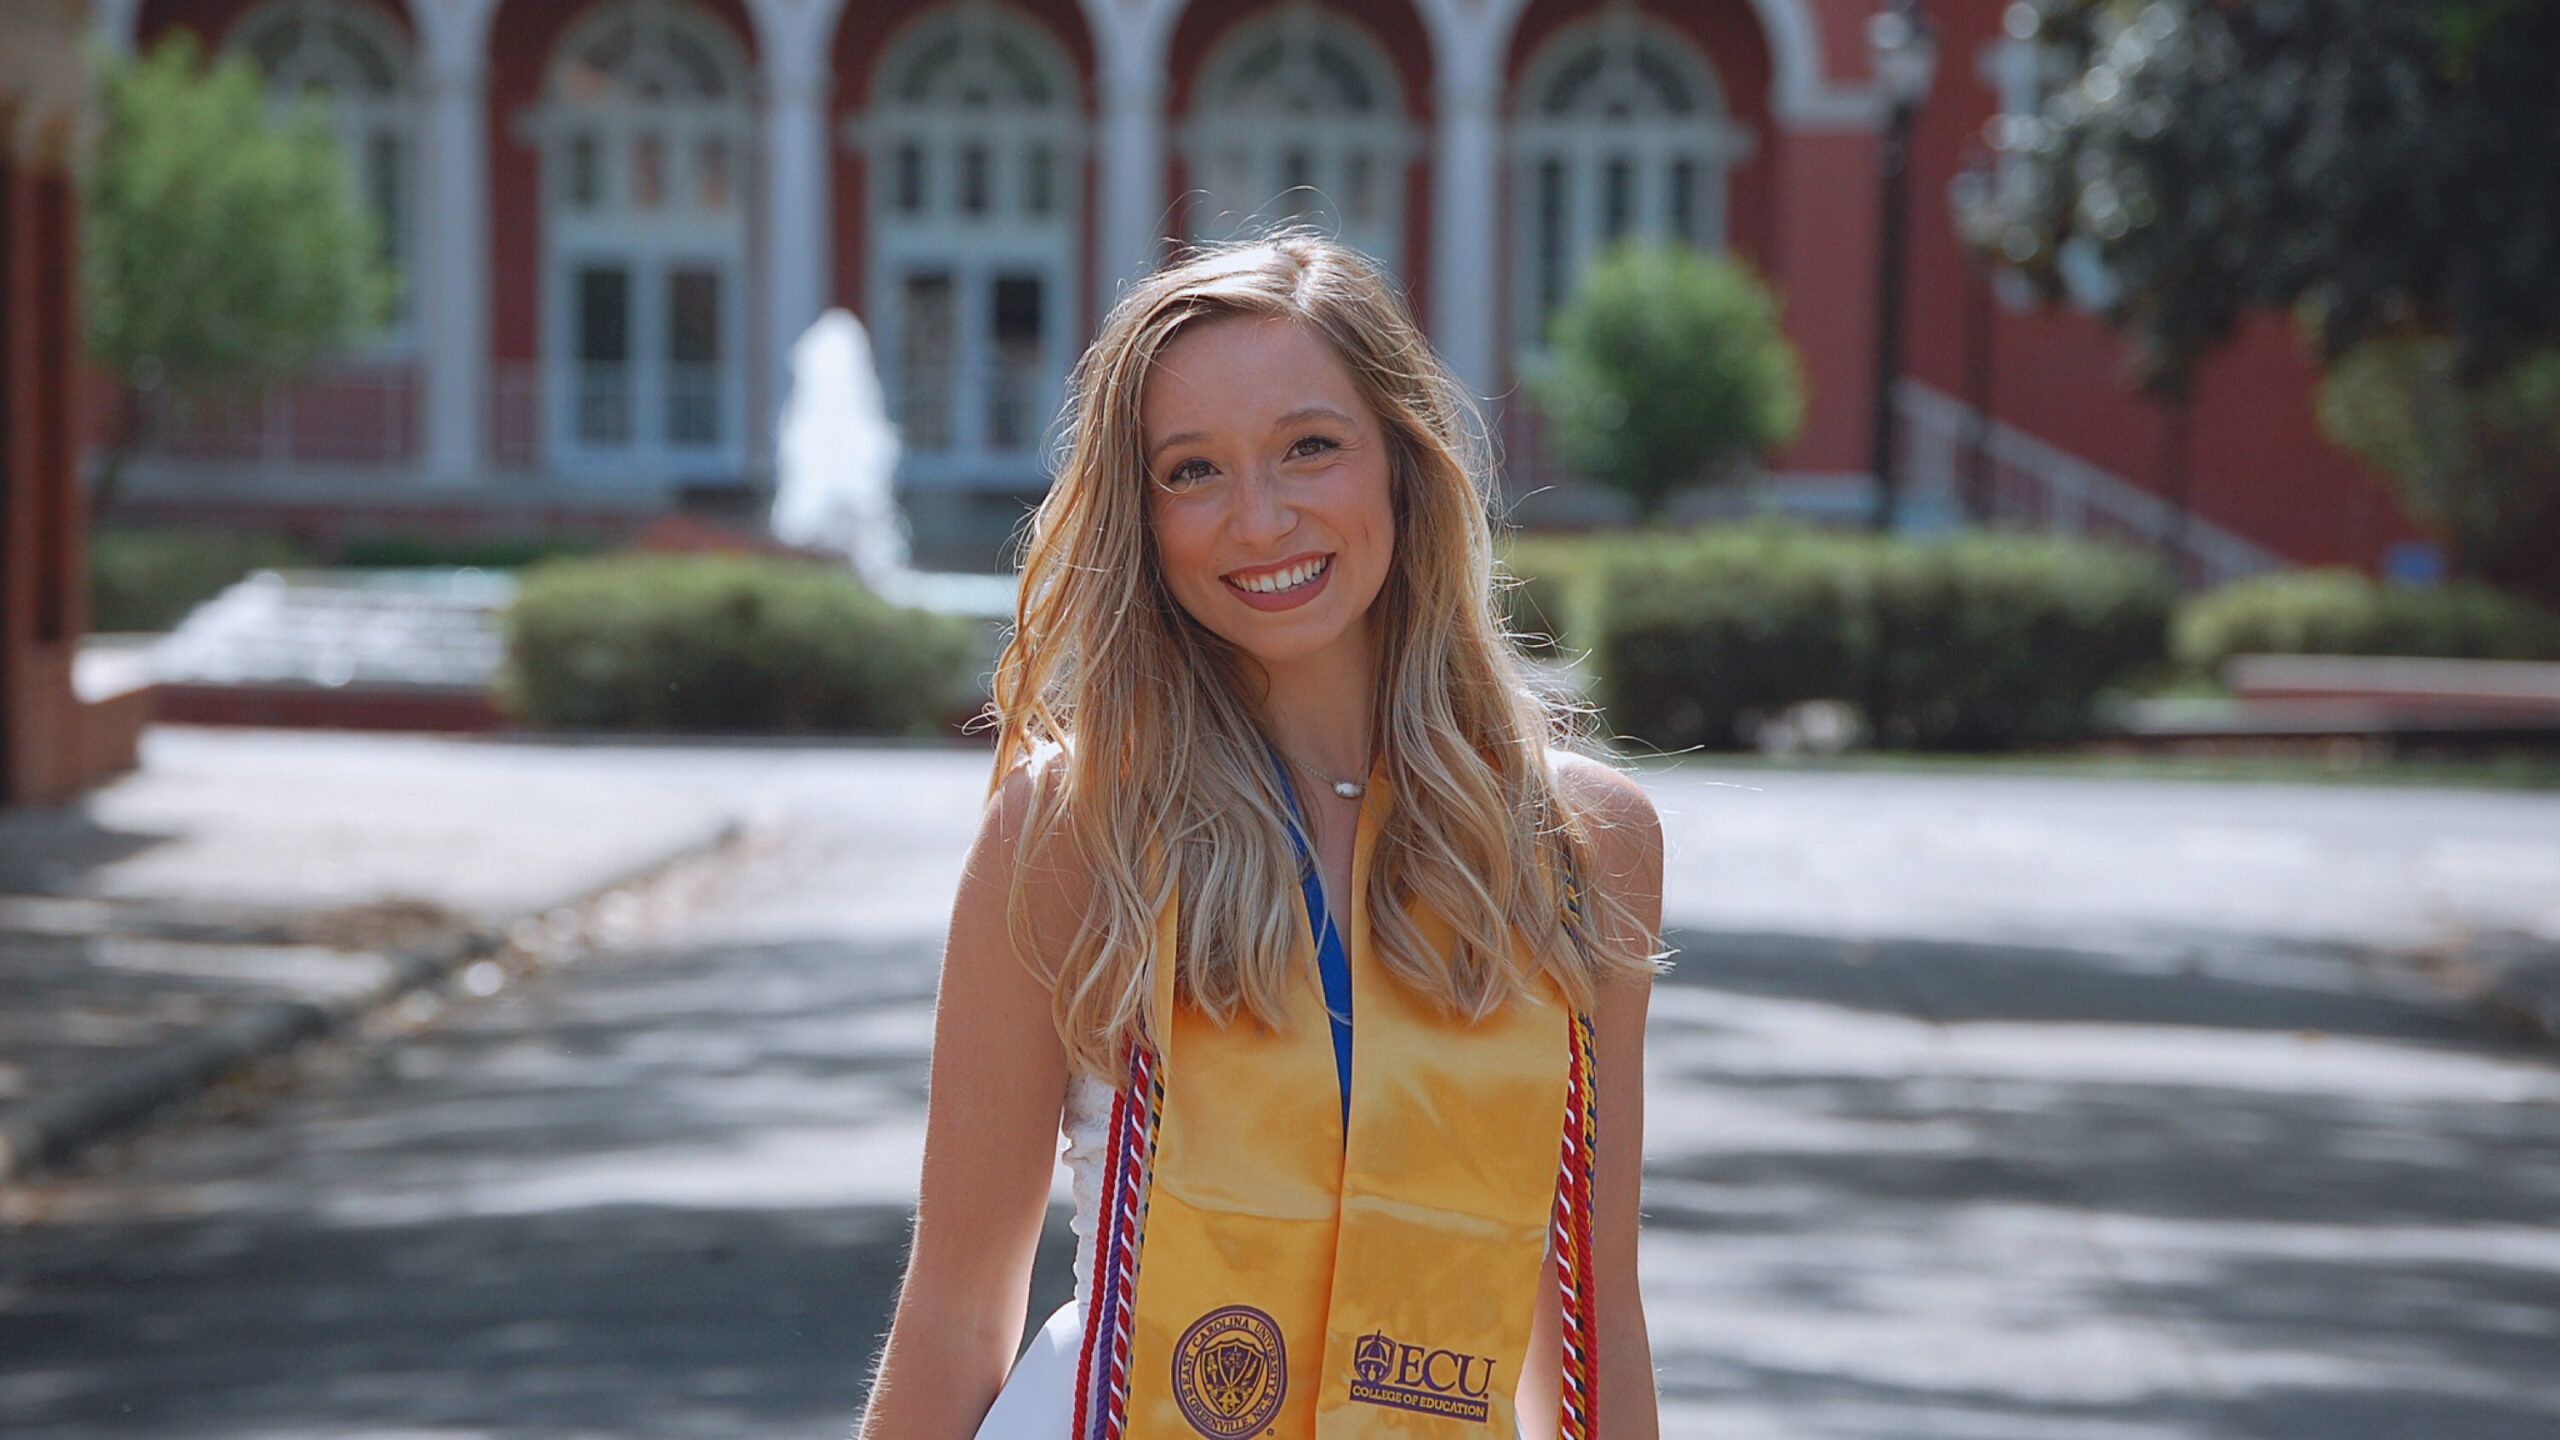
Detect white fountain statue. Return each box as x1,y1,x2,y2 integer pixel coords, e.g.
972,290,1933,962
771,309,1016,616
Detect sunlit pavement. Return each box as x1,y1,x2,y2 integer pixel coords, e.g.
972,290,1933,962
4,745,2558,1438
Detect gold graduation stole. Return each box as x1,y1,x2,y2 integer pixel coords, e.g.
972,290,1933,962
1068,776,1602,1440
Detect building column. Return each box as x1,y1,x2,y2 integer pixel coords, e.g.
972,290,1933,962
92,0,145,53
417,43,489,486
763,49,830,459
1418,0,1528,404
1093,4,1174,297
1430,65,1502,402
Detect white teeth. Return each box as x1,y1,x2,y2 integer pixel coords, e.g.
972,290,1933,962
1236,556,1327,595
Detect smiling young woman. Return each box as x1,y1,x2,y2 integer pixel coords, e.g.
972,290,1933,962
854,234,1664,1440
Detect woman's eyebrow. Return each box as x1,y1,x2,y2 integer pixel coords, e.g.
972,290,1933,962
1146,407,1355,463
1146,429,1207,464
1275,405,1357,430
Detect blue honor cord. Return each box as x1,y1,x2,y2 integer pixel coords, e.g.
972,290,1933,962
1269,753,1355,1133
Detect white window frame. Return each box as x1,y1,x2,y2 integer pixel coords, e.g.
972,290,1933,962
523,0,754,485
854,0,1087,494
229,0,419,352
1509,13,1754,353
1180,3,1414,274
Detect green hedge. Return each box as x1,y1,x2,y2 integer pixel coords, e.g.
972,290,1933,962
338,533,602,569
1500,531,1695,657
2175,568,2560,672
504,554,980,734
89,527,310,632
1547,526,2174,751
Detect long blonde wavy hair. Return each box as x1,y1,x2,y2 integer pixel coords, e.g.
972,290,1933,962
991,234,1649,1077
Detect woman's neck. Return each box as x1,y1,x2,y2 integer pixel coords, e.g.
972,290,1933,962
1251,624,1379,787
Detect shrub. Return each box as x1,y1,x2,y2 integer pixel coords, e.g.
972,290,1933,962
2317,338,2560,607
1530,245,1804,519
1499,533,1638,657
2175,568,2560,674
1569,526,2173,750
1596,528,1873,747
1497,565,1571,658
503,554,980,734
1865,535,2178,749
337,533,602,569
89,527,309,632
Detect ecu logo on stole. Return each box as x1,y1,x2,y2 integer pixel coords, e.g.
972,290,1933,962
1172,1305,1288,1438
1347,1330,1495,1423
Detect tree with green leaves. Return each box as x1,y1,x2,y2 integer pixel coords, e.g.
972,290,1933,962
2315,338,2560,593
1530,245,1804,522
1965,0,2560,601
86,33,395,497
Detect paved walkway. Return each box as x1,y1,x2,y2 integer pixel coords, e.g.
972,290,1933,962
2,736,2556,1438
0,729,748,1164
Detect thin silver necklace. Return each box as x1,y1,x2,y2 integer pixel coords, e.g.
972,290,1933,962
1281,749,1368,800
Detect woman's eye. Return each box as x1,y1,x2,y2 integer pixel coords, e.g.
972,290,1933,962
1287,435,1341,460
1159,459,1215,490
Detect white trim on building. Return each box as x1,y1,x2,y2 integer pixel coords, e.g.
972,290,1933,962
1180,3,1414,275
524,0,756,486
855,0,1087,495
1510,11,1755,353
100,0,1886,519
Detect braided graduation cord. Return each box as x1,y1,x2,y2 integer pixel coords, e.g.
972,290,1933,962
1072,1042,1162,1440
1552,1010,1602,1440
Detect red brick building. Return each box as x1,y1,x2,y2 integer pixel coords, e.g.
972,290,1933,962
99,0,2418,576
4,0,151,804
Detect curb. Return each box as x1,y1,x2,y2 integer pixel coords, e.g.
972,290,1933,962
0,820,741,1186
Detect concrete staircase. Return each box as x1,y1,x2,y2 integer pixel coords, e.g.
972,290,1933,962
148,570,516,728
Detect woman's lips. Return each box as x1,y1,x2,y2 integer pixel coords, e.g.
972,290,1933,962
1222,553,1333,612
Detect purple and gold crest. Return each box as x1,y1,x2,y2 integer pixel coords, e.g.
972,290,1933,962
1171,1305,1287,1439
1352,1331,1396,1385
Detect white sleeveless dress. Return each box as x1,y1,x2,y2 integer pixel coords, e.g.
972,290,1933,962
971,1071,1118,1440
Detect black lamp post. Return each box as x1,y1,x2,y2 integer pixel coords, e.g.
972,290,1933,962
1865,0,1938,532
1947,146,2000,525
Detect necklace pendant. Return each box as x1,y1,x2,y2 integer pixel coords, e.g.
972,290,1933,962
1332,780,1364,799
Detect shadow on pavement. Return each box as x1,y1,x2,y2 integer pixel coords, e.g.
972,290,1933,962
0,805,168,895
1664,926,2499,1045
0,932,1078,1440
1,1201,1076,1440
2,920,2555,1439
1643,925,2560,1439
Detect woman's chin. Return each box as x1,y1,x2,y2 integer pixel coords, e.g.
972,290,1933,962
1213,613,1375,677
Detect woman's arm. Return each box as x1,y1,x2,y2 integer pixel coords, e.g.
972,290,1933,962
1558,754,1664,1440
857,768,1078,1440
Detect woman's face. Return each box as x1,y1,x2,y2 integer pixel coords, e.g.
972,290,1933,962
1141,315,1397,676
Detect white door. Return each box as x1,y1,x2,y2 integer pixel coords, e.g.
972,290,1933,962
865,6,1086,495
554,244,742,475
878,249,1068,488
536,0,752,484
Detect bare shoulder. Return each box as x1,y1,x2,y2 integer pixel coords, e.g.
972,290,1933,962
968,750,1094,985
1546,749,1663,959
1547,749,1663,868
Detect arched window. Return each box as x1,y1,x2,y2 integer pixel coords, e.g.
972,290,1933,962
533,0,752,479
862,2,1085,491
1182,5,1412,272
229,0,415,342
1511,15,1752,346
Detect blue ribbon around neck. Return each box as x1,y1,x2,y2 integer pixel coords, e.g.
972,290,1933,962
1269,753,1355,1134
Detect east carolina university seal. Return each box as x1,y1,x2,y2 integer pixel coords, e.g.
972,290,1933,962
1171,1305,1288,1438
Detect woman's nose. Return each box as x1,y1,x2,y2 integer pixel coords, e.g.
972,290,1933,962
1229,463,1293,543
